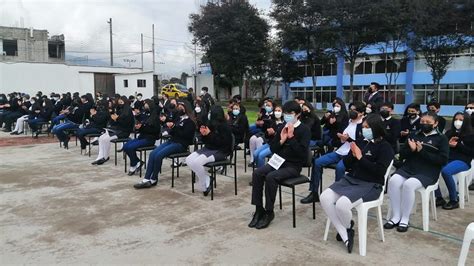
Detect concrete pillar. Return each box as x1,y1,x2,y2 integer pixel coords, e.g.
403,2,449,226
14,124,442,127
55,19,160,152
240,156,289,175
336,54,344,99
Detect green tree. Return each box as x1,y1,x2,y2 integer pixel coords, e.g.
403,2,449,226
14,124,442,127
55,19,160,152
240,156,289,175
271,0,332,103
409,0,473,102
325,0,381,102
189,1,269,96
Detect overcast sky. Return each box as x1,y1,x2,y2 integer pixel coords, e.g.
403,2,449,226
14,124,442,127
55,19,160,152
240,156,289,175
1,0,272,77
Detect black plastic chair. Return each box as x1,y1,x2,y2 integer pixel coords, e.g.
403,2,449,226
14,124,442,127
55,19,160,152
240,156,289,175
137,145,157,176
168,149,191,187
85,133,102,157
191,135,237,200
31,121,50,138
111,138,131,166
277,148,316,228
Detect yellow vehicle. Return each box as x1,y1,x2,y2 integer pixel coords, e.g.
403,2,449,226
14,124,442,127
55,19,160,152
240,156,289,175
161,83,188,99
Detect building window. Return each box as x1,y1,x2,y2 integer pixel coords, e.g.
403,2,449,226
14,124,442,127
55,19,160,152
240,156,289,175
137,79,146,87
124,80,128,88
3,40,18,56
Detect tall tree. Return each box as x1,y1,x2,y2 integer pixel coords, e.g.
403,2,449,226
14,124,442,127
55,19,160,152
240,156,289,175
189,1,269,96
377,0,411,101
409,0,473,102
271,0,332,104
325,0,381,102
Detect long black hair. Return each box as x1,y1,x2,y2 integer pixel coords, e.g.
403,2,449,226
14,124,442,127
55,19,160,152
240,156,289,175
451,111,473,137
208,105,226,128
365,113,386,139
144,99,159,126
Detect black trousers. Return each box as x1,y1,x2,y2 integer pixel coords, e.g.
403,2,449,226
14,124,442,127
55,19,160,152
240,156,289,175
251,164,299,211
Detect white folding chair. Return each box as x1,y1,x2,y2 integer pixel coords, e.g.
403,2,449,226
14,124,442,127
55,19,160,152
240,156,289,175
458,222,474,266
324,160,394,256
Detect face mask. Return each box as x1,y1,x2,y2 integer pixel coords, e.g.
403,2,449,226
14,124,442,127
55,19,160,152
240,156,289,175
466,108,474,115
137,96,142,101
264,106,272,113
195,106,201,113
409,113,417,119
365,107,372,114
232,110,240,116
454,120,463,130
421,124,434,134
177,109,185,116
284,114,296,124
169,103,176,109
333,106,341,113
349,110,358,120
362,128,374,140
42,102,46,107
208,113,211,120
30,100,36,105
274,111,282,119
368,88,373,93
380,110,390,119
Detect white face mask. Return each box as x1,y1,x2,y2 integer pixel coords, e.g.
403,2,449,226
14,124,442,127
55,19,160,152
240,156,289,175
466,108,474,115
333,106,341,113
366,107,372,114
137,96,142,101
195,106,201,113
274,111,282,119
454,120,463,130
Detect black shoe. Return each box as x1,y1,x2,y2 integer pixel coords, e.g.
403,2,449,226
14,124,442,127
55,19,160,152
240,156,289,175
248,162,254,168
96,157,109,165
34,131,40,138
133,180,157,189
337,220,354,241
9,131,18,135
345,228,355,253
63,140,69,149
127,170,136,176
384,220,399,229
249,181,253,186
300,192,319,204
397,223,409,232
469,183,474,191
255,211,275,229
91,140,99,146
442,200,459,210
203,183,212,197
248,208,264,228
436,197,447,207
91,159,100,165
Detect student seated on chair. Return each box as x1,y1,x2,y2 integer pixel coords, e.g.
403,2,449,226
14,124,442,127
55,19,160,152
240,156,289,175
399,103,421,144
29,98,54,137
385,111,449,233
226,102,249,146
434,112,474,210
253,104,285,169
300,100,321,148
301,102,366,204
248,99,275,167
124,99,161,176
185,105,233,196
134,101,195,189
77,105,108,152
92,96,134,166
320,114,394,253
320,98,349,148
249,101,311,230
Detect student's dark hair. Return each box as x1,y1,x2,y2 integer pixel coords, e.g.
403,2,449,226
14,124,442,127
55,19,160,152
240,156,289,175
332,98,348,114
283,100,302,115
365,114,386,139
209,105,225,124
137,93,143,97
177,100,196,122
427,101,441,109
452,112,473,137
370,82,380,90
465,102,474,109
302,99,315,111
144,99,159,126
119,95,130,106
381,102,394,110
43,98,54,109
351,101,366,113
421,111,439,122
202,86,209,92
403,103,420,116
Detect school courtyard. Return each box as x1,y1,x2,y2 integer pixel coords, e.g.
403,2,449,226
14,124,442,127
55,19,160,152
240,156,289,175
0,132,472,265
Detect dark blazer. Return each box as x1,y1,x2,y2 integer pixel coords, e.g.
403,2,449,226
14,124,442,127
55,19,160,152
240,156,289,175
270,122,311,172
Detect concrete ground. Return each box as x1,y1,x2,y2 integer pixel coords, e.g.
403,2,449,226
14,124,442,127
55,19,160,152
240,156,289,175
0,132,473,265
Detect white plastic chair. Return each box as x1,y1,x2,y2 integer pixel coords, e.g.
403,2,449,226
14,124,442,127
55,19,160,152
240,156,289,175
458,222,474,266
324,160,393,256
414,180,439,232
454,167,472,209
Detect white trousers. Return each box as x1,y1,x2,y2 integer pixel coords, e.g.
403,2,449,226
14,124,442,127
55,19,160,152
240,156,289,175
96,131,117,161
387,174,423,225
249,135,264,163
186,151,216,192
13,115,29,133
320,188,362,242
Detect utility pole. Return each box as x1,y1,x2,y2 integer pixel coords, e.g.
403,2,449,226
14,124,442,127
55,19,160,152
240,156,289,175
152,24,155,73
107,18,113,66
194,43,197,91
140,33,144,70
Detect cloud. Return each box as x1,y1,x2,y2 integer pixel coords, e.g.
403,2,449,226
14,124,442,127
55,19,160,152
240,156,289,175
1,0,271,77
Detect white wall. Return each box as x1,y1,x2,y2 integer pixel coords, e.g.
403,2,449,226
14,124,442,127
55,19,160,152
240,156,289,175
186,74,215,98
0,62,142,96
114,72,154,99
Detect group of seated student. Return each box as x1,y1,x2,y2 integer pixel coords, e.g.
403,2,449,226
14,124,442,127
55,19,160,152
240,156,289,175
3,85,474,250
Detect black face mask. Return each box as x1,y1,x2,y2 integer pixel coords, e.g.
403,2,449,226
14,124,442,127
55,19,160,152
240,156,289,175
169,103,176,109
408,113,417,119
177,109,185,116
368,88,373,93
380,110,390,119
421,124,434,134
349,110,358,120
